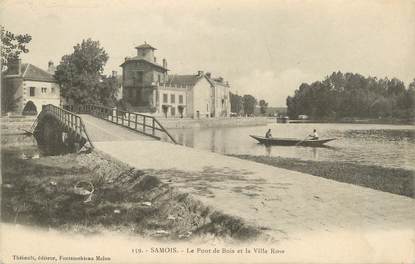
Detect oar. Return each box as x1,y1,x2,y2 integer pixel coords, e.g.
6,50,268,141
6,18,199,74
295,135,310,146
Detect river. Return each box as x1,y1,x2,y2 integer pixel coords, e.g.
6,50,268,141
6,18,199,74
163,123,415,171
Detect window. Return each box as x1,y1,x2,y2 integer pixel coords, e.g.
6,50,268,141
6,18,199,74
171,107,176,116
179,95,183,104
170,94,175,104
134,71,143,83
51,87,55,93
158,74,161,84
163,94,168,103
29,87,35,96
41,87,47,94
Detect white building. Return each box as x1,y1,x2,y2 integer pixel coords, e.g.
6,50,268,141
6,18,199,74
121,43,231,118
2,60,60,115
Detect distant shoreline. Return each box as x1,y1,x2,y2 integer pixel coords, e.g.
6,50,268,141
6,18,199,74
278,118,415,126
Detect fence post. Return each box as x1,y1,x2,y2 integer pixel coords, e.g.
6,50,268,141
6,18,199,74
135,114,138,130
128,112,131,127
116,109,119,124
80,119,83,136
152,118,155,136
143,116,146,133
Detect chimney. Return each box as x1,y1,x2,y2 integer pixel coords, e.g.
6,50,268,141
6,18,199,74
125,57,130,61
206,72,211,78
17,59,22,75
48,61,56,74
197,70,204,77
7,59,22,75
162,58,167,69
112,71,117,77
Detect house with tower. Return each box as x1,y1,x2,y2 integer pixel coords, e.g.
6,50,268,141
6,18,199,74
120,42,230,118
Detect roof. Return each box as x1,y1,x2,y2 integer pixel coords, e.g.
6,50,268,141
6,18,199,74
207,77,229,87
120,58,168,71
22,64,56,82
167,74,202,86
166,74,230,88
135,43,157,50
5,63,56,83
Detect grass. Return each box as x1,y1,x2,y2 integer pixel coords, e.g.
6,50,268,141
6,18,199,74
229,154,415,198
1,147,262,241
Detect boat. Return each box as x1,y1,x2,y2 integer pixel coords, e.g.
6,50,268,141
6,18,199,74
250,135,336,147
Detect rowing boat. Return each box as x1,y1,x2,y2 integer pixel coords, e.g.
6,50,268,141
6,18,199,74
250,135,336,147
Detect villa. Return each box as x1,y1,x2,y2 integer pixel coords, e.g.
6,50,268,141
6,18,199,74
120,42,230,118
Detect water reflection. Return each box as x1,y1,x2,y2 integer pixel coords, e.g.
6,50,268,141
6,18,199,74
164,123,415,170
265,145,272,157
312,147,318,159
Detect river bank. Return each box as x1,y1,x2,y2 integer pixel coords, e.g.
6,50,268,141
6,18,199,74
230,154,415,198
158,117,268,129
1,146,263,242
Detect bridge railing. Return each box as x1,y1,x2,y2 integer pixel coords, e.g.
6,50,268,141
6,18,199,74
82,104,177,144
42,104,94,149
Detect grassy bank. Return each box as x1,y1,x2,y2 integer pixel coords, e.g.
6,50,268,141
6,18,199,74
229,155,414,198
1,148,262,241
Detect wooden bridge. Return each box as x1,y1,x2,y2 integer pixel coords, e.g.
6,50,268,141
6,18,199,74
34,104,177,150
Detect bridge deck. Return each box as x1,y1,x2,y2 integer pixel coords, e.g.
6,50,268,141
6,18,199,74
80,114,156,142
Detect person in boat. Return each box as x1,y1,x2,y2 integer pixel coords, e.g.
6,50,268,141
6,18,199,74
265,129,272,138
309,129,319,140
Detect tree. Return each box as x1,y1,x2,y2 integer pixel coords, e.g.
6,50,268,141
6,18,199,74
286,71,415,120
242,94,257,116
259,99,268,115
0,26,32,70
230,92,243,114
54,39,116,106
99,75,119,106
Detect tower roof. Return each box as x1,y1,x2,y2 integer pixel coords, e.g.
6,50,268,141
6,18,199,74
135,42,157,50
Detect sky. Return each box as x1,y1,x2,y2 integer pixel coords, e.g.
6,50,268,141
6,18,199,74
1,0,414,106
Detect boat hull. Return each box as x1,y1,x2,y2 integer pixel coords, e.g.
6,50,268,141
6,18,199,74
250,135,336,147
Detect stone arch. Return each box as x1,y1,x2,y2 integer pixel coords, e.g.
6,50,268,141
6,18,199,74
22,100,38,115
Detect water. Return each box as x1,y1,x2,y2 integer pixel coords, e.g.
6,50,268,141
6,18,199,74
163,123,415,170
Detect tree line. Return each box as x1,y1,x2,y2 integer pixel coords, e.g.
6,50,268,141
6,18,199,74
287,71,415,120
230,93,269,116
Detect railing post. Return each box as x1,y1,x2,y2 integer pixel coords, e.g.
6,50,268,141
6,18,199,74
116,109,119,124
152,118,155,136
135,114,138,130
75,117,78,134
128,112,131,127
80,119,83,136
143,116,146,133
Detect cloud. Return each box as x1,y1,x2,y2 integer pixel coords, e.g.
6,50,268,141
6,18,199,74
231,68,316,107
